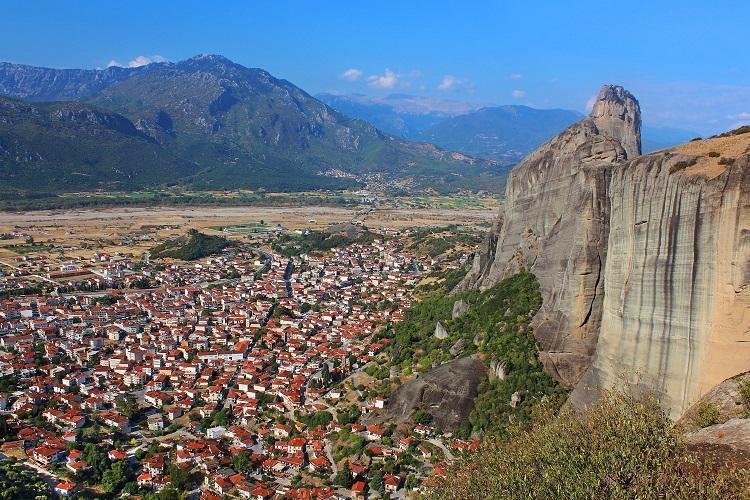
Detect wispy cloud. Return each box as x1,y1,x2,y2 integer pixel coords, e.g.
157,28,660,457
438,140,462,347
107,54,168,68
340,68,363,81
511,89,526,99
509,73,523,80
438,75,459,91
585,94,598,112
367,69,399,89
631,81,750,134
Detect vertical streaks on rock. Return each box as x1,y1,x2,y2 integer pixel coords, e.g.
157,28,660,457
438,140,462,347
457,84,641,388
571,153,750,417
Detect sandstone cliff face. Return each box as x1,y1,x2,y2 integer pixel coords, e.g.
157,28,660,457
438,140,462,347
571,151,750,417
457,84,641,387
460,83,750,418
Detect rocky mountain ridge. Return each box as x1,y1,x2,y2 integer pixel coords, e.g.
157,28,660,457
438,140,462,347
0,55,500,194
0,96,197,193
459,84,750,418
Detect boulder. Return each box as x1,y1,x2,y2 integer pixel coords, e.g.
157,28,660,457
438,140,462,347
449,338,467,357
434,321,448,339
490,358,507,380
473,332,485,346
452,299,470,319
510,391,522,408
381,356,487,431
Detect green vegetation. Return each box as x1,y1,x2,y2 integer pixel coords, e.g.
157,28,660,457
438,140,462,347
738,378,750,417
695,401,722,428
427,389,750,499
272,228,379,257
0,96,197,194
151,229,231,260
295,410,334,428
708,151,721,157
233,451,254,473
0,459,52,499
407,225,482,258
669,158,698,173
719,157,736,166
387,271,563,434
4,243,54,255
714,125,750,138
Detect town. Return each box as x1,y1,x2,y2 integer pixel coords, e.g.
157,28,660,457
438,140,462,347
0,223,480,499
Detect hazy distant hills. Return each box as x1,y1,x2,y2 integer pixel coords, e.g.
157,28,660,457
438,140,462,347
317,93,483,141
318,93,698,162
0,55,500,196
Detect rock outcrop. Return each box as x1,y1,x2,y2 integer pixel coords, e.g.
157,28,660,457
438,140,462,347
460,83,750,418
676,371,750,433
457,84,641,388
382,356,487,431
434,321,449,339
572,151,750,417
452,299,470,319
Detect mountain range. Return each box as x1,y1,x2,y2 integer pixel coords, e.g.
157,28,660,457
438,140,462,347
0,55,500,197
318,93,698,163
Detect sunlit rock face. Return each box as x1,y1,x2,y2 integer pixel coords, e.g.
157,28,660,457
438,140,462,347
459,82,750,418
571,152,750,418
457,84,641,388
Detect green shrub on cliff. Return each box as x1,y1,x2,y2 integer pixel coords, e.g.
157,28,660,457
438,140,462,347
695,401,722,428
387,271,563,434
426,389,750,499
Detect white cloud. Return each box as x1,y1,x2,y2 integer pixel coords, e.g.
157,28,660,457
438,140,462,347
509,73,523,80
340,68,363,81
127,55,167,68
438,75,459,92
585,94,598,112
107,55,167,68
511,89,526,99
367,69,398,89
727,112,750,120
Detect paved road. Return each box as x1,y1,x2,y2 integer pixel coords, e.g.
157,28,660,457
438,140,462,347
128,428,194,455
0,259,59,285
324,442,338,480
427,438,455,462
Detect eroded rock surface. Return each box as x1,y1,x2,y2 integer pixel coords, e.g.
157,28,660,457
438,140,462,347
457,84,641,388
459,82,750,419
383,356,486,431
571,152,750,417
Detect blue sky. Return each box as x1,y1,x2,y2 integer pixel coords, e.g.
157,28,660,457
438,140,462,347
2,0,749,134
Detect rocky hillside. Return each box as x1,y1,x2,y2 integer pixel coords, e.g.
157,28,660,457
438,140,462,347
457,84,641,387
0,56,499,193
459,84,750,418
0,96,196,194
573,133,750,417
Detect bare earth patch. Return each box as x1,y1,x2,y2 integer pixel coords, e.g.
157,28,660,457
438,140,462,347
672,133,750,179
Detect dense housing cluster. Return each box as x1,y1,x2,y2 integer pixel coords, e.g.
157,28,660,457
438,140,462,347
0,230,478,498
